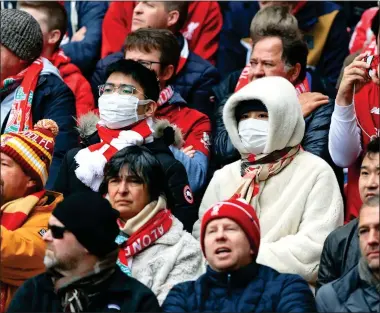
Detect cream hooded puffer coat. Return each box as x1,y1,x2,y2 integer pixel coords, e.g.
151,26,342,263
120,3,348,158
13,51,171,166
193,77,343,283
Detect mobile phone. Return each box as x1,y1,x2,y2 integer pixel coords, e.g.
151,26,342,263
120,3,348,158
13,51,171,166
364,55,379,78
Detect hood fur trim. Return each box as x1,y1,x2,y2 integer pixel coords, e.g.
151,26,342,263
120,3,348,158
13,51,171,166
76,113,184,148
223,76,305,155
75,112,100,138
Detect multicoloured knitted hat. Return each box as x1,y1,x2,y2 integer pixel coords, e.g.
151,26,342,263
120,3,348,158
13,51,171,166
1,119,59,188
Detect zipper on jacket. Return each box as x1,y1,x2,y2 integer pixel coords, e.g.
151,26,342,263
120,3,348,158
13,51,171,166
227,273,232,297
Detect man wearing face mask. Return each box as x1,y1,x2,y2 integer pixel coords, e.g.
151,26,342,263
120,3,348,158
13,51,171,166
54,59,197,232
193,76,344,286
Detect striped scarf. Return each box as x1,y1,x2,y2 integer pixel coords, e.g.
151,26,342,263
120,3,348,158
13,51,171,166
0,58,44,133
0,190,46,312
74,118,154,192
234,145,301,207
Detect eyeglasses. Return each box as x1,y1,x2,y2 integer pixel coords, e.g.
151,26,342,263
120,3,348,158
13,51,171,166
48,224,67,239
98,83,147,98
134,59,162,70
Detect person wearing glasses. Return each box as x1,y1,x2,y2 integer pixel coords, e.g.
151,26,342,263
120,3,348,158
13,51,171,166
122,28,212,200
54,58,197,232
91,1,220,119
0,119,63,311
7,191,162,312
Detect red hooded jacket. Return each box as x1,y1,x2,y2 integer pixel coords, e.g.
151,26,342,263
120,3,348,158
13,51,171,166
100,1,222,64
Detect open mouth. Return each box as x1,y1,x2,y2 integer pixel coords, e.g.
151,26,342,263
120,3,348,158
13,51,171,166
215,247,231,255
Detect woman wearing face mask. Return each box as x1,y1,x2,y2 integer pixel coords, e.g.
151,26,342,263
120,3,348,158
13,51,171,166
193,76,344,287
54,59,197,232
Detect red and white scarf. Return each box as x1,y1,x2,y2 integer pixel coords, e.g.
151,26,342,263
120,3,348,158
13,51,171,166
0,190,46,312
157,85,175,107
233,145,301,215
117,197,173,275
234,64,310,96
74,118,155,191
1,58,44,133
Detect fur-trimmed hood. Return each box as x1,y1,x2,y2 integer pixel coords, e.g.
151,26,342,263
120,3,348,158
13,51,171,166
75,112,184,148
223,76,305,155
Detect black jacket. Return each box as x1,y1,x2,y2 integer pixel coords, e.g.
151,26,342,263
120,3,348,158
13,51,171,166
1,74,78,190
7,267,162,312
316,218,360,292
210,69,344,190
54,132,197,233
90,35,220,118
316,265,379,312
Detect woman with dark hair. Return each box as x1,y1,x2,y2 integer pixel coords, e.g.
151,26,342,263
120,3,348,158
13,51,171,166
100,145,204,305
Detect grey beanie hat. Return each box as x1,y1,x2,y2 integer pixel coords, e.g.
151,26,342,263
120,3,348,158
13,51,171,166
0,9,43,62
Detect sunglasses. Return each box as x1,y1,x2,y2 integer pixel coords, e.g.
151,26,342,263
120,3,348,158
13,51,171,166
48,224,67,239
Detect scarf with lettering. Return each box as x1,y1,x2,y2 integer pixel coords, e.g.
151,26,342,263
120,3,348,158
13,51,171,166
0,58,44,133
74,118,155,192
234,64,310,95
52,250,118,313
233,145,301,215
0,190,46,312
116,196,173,276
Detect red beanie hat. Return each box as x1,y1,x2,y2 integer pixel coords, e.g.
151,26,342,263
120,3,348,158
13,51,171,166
200,198,261,256
1,119,59,188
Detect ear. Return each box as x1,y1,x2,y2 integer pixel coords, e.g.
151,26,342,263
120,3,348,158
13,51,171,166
288,63,302,84
47,29,61,47
26,178,37,190
144,101,158,117
167,10,180,29
159,64,175,82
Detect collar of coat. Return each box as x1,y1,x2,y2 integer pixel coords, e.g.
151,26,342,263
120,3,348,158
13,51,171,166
206,261,259,287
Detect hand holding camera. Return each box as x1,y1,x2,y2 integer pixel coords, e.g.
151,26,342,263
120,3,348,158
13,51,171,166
336,53,379,107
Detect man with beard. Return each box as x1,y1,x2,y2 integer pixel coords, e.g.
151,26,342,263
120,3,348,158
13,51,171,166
7,191,161,312
316,196,380,312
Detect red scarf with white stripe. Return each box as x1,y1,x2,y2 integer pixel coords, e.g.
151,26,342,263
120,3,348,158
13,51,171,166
118,209,173,270
234,64,310,95
0,190,46,312
1,58,44,133
155,36,188,107
74,119,154,191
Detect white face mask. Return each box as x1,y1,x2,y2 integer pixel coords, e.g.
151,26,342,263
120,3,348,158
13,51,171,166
238,118,269,155
98,93,150,129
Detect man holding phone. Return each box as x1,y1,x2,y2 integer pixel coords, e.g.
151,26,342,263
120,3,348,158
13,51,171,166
328,12,379,223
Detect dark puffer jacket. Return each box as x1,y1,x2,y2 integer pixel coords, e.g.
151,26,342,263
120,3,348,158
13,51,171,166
162,262,316,312
210,68,344,190
316,218,360,292
90,35,220,118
